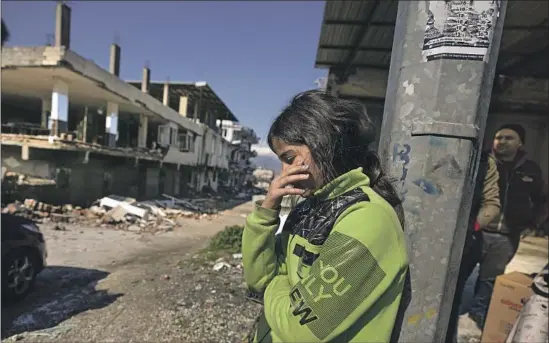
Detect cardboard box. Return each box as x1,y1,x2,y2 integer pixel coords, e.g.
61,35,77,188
481,272,533,343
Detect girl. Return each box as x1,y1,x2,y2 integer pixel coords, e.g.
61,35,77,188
242,90,409,343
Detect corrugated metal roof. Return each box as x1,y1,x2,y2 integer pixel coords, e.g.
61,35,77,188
315,0,549,78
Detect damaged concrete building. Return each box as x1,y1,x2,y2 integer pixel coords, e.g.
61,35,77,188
124,82,259,193
252,168,275,190
1,2,256,206
217,120,259,191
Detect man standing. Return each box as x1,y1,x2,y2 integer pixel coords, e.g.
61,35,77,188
468,123,548,328
446,150,500,343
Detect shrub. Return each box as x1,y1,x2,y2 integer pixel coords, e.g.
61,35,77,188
208,225,244,253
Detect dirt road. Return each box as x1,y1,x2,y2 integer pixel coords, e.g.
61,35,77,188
2,201,260,342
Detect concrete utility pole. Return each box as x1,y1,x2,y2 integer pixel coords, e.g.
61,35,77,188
377,1,508,342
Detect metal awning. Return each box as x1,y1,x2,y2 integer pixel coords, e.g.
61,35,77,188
315,0,549,78
129,81,238,123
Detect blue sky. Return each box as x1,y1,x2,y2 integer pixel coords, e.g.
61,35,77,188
2,1,327,143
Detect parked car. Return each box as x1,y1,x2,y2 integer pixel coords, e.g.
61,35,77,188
1,213,47,304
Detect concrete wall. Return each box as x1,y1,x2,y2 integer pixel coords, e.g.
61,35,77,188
163,146,198,166
1,46,64,67
159,124,232,171
161,167,182,197
69,163,105,206
2,146,55,179
222,125,236,142
179,166,192,194
145,167,160,198
195,168,219,192
1,145,140,206
110,164,139,199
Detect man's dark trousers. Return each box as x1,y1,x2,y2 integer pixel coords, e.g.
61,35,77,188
468,231,520,327
446,231,483,343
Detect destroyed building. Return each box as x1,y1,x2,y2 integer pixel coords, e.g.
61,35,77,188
217,120,259,191
1,3,250,206
252,168,275,190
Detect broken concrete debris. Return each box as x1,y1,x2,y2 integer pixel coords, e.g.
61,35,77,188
213,261,232,272
99,195,150,220
2,193,230,233
212,257,242,272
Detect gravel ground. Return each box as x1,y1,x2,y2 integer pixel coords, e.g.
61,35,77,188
2,200,546,343
2,253,261,342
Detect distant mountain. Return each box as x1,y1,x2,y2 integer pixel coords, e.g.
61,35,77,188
251,145,281,175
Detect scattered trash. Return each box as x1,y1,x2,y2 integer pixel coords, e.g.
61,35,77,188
213,261,232,272
232,253,243,259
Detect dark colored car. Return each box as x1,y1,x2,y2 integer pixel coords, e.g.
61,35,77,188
1,213,47,304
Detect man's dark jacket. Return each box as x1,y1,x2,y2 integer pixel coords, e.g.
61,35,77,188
484,150,547,235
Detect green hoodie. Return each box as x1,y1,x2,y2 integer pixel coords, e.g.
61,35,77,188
242,168,409,343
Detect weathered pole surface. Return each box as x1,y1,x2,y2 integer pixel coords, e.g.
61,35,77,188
377,1,508,342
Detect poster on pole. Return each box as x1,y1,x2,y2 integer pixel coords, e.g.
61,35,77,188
422,0,500,62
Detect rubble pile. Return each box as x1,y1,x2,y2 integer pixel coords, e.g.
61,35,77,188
2,194,225,233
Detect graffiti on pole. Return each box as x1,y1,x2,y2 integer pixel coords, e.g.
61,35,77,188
393,143,412,201
422,0,501,62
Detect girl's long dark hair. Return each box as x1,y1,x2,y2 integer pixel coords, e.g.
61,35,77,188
268,90,404,225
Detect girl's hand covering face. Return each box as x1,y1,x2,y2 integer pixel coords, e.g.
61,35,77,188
261,164,310,210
